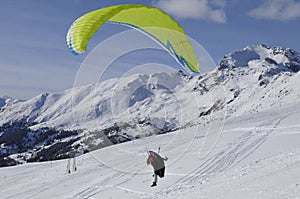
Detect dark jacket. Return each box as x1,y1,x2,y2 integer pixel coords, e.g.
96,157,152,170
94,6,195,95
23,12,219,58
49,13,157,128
147,151,167,177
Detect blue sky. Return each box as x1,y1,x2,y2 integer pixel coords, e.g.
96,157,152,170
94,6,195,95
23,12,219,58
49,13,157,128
1,0,300,99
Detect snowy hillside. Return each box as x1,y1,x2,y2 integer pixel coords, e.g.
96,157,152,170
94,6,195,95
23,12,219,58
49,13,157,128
0,101,299,198
1,44,299,129
219,44,300,116
0,96,22,109
0,44,299,166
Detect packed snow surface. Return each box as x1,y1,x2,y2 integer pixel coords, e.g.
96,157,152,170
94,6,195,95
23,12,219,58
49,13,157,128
1,101,300,199
1,44,300,198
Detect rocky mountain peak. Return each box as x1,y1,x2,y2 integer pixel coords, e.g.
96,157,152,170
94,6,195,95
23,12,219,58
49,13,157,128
219,44,300,73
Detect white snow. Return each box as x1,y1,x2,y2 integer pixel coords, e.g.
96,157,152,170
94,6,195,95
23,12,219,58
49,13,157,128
0,101,299,198
0,45,299,139
1,44,300,198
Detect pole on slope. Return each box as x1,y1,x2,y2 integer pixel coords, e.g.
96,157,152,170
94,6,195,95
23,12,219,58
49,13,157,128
73,157,77,172
66,159,71,174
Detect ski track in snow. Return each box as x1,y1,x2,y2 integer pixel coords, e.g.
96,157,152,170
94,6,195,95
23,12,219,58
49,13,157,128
72,110,299,199
1,105,300,199
1,45,300,198
73,163,150,199
156,110,300,197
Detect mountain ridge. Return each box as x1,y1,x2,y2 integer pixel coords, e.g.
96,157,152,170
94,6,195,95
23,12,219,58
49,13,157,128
0,44,299,166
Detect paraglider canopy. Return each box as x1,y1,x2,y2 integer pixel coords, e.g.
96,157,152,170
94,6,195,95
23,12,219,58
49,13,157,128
66,4,200,73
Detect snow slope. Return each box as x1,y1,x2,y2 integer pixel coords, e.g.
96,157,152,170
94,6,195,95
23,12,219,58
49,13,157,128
0,96,22,109
1,44,300,165
0,100,299,199
1,45,299,133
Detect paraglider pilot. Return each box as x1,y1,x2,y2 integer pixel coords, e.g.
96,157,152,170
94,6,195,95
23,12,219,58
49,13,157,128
146,150,168,187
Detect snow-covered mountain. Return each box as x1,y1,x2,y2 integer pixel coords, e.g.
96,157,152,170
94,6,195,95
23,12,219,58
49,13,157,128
0,96,22,109
1,44,299,166
1,99,300,198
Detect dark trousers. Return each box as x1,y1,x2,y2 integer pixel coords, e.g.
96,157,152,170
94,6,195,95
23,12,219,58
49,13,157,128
154,167,165,178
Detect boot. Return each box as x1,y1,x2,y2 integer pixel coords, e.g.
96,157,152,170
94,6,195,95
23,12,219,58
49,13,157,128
151,182,157,187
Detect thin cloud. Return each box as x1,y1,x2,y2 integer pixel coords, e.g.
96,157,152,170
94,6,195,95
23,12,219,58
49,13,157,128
154,0,227,23
248,0,300,21
211,0,226,8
